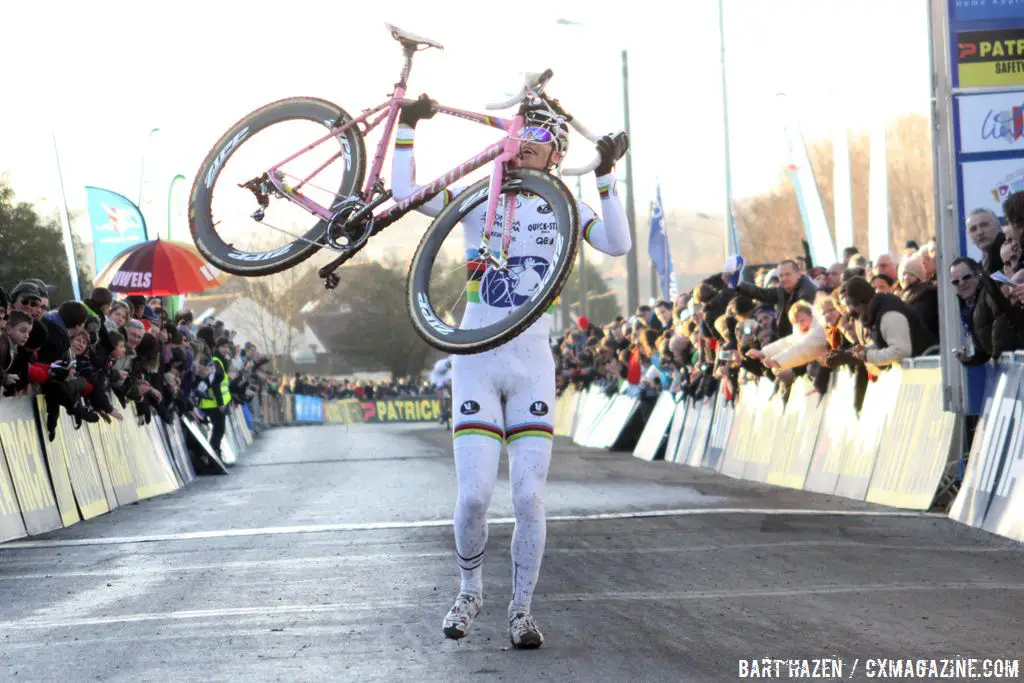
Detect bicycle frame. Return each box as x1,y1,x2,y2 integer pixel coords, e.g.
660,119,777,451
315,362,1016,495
262,45,528,275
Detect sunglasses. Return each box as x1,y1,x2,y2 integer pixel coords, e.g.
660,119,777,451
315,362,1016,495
950,273,975,287
520,126,555,144
17,298,43,308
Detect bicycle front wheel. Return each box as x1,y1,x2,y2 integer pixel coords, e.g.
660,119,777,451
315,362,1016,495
406,169,580,355
189,97,366,277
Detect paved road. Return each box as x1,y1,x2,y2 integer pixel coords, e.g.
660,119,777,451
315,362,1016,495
2,423,1023,682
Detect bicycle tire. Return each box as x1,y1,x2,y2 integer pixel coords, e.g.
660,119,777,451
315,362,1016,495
189,97,366,276
406,169,580,355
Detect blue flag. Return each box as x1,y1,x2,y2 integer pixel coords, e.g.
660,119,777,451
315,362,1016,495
85,186,149,275
647,184,677,300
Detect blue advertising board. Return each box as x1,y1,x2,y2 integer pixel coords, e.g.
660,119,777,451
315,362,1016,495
293,395,324,424
952,0,1024,23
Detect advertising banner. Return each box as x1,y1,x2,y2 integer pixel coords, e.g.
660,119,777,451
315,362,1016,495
85,186,148,276
957,28,1024,88
953,0,1024,23
360,398,445,424
294,395,325,424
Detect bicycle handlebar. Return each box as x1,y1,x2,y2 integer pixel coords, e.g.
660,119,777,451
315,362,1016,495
484,69,604,177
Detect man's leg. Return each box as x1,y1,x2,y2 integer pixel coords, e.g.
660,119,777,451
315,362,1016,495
205,408,226,455
501,337,556,648
443,352,503,639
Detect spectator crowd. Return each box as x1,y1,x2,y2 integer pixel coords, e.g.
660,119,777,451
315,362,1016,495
0,283,270,460
554,192,1024,416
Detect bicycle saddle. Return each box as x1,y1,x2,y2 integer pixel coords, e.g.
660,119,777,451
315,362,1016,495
385,23,444,50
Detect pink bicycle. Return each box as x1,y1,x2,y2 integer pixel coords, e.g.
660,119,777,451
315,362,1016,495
189,23,607,354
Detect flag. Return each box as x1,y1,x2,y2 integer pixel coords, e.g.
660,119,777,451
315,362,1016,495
647,184,677,301
85,186,149,276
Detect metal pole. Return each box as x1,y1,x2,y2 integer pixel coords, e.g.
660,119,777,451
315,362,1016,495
137,127,160,209
648,200,658,302
718,0,738,257
51,134,82,301
167,174,185,241
927,0,965,413
576,175,588,319
622,49,639,315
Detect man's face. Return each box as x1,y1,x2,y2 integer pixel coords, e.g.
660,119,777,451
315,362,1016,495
112,342,126,360
127,327,144,349
871,277,893,295
950,263,980,300
515,140,559,170
827,264,844,289
8,322,31,347
778,263,799,292
756,311,774,329
655,304,672,325
13,295,43,319
875,255,898,280
966,211,1001,250
100,302,112,317
67,322,85,338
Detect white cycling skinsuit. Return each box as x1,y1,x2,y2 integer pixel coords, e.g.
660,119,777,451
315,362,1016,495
392,121,631,637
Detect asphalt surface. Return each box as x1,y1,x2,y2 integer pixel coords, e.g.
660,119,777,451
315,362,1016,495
2,422,1023,682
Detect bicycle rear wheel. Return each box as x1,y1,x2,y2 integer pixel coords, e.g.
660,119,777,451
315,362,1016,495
406,169,580,355
189,97,366,276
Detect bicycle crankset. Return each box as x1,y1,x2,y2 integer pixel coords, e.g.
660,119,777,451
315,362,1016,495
326,197,375,253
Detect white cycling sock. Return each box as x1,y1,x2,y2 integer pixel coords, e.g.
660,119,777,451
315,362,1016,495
506,442,551,617
452,441,501,598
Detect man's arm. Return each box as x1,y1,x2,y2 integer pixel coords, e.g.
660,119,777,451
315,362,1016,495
579,134,632,256
736,282,781,305
864,311,912,367
390,95,458,217
580,175,631,256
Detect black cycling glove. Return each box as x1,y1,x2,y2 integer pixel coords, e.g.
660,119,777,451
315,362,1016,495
595,131,629,176
399,94,437,128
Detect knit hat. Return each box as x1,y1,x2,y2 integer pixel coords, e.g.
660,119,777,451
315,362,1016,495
898,254,925,283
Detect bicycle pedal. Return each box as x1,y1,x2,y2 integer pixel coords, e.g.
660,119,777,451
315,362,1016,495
323,272,340,289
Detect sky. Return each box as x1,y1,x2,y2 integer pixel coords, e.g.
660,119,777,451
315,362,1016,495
0,0,932,272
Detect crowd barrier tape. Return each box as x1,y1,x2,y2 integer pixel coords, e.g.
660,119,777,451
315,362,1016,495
554,360,960,513
950,354,1024,542
0,390,254,545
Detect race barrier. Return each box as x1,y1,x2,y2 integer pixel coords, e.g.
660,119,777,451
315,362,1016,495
259,393,445,426
557,359,961,513
949,353,1024,543
0,391,253,544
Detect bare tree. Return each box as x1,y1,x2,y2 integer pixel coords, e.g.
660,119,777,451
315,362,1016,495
233,265,314,370
733,114,934,265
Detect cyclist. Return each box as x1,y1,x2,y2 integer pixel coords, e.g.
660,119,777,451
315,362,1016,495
392,94,631,648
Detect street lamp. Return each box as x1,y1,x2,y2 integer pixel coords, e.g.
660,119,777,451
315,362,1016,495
555,18,640,315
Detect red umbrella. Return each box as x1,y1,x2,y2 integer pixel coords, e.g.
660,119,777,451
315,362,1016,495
95,238,228,295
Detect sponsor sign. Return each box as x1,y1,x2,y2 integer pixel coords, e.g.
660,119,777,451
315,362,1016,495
0,398,62,535
957,28,1024,88
360,398,443,423
957,91,1024,154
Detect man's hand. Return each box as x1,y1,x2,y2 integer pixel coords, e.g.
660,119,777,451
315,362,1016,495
851,345,867,362
4,374,18,386
399,93,437,128
595,131,629,176
746,348,764,360
763,357,780,370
